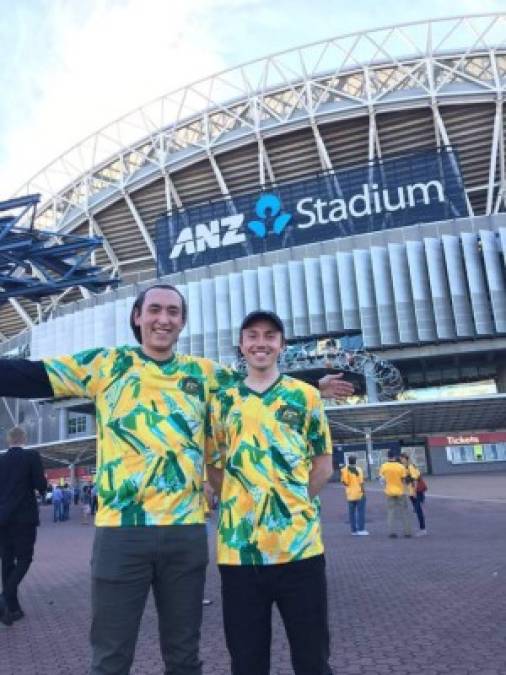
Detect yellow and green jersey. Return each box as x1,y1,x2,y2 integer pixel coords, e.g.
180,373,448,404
206,374,332,565
44,347,237,527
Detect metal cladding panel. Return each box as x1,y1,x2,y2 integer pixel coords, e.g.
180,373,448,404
273,264,294,338
288,261,309,336
353,249,381,348
371,246,399,346
30,323,40,360
115,297,134,347
441,235,475,337
461,232,494,335
82,307,95,351
215,276,234,364
304,258,326,335
176,284,190,355
257,267,276,313
94,303,116,349
319,254,343,333
188,281,203,356
201,278,218,361
388,243,417,344
229,273,245,346
62,311,76,354
424,238,456,340
336,252,360,331
242,270,260,316
36,320,48,358
405,240,437,342
481,229,506,332
50,316,63,356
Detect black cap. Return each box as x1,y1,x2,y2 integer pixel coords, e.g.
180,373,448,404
240,310,285,336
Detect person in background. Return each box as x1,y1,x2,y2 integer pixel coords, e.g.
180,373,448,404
52,485,64,523
400,452,427,537
73,484,81,506
340,455,369,536
378,450,412,539
81,485,92,525
0,426,47,625
62,483,72,521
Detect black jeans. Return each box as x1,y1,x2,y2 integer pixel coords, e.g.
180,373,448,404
90,524,208,675
0,523,37,611
410,494,426,530
219,555,332,675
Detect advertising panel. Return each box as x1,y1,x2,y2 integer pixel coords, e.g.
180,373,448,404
156,147,468,274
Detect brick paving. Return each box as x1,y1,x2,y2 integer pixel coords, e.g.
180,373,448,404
1,479,506,675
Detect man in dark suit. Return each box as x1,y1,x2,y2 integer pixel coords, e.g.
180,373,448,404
0,426,47,626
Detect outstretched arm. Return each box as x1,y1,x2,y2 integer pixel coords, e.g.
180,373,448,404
0,359,53,398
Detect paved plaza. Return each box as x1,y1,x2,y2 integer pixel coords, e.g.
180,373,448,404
1,475,506,675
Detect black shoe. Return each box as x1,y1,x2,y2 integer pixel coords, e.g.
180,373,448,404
10,609,24,622
0,597,12,627
388,533,398,538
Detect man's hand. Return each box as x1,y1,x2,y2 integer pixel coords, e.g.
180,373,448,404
318,373,354,400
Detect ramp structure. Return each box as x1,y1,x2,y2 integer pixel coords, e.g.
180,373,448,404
0,194,117,303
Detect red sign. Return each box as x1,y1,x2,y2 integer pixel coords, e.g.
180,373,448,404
428,431,506,447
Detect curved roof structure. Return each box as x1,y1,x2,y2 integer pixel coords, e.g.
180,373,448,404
2,12,506,339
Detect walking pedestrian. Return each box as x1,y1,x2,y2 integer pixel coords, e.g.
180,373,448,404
400,452,427,536
52,485,63,523
0,426,47,625
340,455,369,535
379,450,412,538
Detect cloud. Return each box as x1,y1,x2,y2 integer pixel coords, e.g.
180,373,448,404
0,0,504,199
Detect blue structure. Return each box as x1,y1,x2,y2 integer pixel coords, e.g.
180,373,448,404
0,194,117,303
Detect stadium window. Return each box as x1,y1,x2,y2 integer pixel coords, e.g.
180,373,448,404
68,414,87,436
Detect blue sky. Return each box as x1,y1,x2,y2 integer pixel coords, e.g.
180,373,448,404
0,0,503,196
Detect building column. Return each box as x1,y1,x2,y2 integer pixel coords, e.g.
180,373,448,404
496,364,506,393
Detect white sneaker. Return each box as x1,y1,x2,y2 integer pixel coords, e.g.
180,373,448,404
415,530,427,537
357,530,370,536
351,532,359,536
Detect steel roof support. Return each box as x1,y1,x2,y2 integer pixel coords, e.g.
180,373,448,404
8,299,34,328
123,191,157,260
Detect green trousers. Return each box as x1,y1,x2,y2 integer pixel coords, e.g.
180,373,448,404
90,524,208,675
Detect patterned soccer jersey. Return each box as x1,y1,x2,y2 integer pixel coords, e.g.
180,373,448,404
206,374,332,565
44,347,237,527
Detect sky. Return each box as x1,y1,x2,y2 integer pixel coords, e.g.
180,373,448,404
0,0,504,197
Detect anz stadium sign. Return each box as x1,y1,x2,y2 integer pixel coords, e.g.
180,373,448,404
156,147,468,275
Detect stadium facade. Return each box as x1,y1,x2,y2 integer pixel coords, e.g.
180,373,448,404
1,14,506,478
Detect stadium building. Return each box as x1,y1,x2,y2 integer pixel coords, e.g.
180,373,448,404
1,14,506,479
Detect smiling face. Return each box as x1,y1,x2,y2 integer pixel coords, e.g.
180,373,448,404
239,318,284,373
133,287,186,360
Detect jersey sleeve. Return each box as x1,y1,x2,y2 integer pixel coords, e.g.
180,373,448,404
43,348,108,399
306,390,332,457
0,359,53,398
204,393,227,469
207,361,241,394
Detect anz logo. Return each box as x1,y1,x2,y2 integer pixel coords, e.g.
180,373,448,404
247,193,292,238
169,193,290,259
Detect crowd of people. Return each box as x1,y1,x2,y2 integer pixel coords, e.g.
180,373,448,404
45,483,98,524
340,450,428,537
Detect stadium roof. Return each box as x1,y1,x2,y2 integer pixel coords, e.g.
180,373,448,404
327,394,506,442
2,12,506,339
24,395,506,465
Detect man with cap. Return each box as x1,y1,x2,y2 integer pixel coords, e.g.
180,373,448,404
0,285,352,674
206,310,334,675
